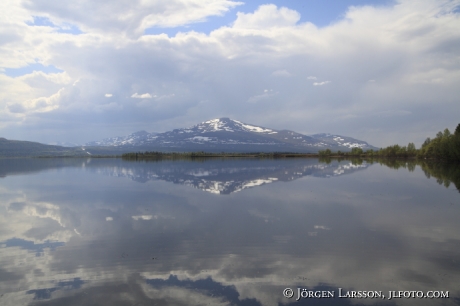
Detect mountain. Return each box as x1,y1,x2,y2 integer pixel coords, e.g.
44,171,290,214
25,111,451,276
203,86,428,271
47,141,82,147
85,130,157,146
85,118,378,153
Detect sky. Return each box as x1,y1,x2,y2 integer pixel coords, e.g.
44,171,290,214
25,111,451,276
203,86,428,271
0,0,459,147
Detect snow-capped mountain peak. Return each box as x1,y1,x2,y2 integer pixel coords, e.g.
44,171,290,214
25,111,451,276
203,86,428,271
183,118,278,134
85,118,378,152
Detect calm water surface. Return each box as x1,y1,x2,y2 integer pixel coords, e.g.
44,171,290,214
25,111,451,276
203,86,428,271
0,158,459,306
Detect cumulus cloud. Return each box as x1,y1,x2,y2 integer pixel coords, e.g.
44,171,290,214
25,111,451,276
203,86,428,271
22,0,243,37
104,93,113,97
7,88,63,115
233,4,300,29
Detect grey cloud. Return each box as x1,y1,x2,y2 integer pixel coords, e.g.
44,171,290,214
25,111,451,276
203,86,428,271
7,103,26,113
0,31,22,46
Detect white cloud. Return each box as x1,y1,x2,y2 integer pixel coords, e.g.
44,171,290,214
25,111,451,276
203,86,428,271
132,215,153,220
7,88,63,115
23,0,243,37
233,4,300,29
313,81,330,86
104,93,113,97
131,93,152,99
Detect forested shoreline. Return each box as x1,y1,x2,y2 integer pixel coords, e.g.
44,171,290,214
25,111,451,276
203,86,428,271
319,124,460,160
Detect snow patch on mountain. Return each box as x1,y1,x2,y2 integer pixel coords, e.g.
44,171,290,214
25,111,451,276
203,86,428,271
232,119,277,134
192,177,278,194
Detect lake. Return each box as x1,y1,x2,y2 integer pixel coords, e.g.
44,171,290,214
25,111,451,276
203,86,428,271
0,158,459,305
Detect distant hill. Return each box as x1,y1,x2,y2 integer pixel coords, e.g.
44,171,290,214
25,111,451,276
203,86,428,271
0,138,88,157
85,118,379,153
47,141,82,147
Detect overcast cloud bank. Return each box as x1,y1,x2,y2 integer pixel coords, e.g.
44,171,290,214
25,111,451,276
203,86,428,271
0,0,459,146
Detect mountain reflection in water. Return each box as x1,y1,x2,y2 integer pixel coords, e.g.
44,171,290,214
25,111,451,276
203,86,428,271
97,158,370,194
0,158,459,306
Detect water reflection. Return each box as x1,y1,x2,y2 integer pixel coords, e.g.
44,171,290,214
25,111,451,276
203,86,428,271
99,159,370,194
0,158,370,194
0,158,459,305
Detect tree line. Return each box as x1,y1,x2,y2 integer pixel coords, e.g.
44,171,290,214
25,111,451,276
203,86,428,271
319,123,460,160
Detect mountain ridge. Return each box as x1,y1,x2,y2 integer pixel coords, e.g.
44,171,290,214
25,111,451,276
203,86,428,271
84,118,379,153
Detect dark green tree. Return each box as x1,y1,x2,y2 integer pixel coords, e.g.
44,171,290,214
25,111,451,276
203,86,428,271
455,123,460,136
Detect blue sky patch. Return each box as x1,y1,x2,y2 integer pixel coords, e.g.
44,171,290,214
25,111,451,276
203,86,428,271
26,15,83,35
147,275,261,305
3,237,64,256
144,0,396,37
4,63,64,77
26,278,85,300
